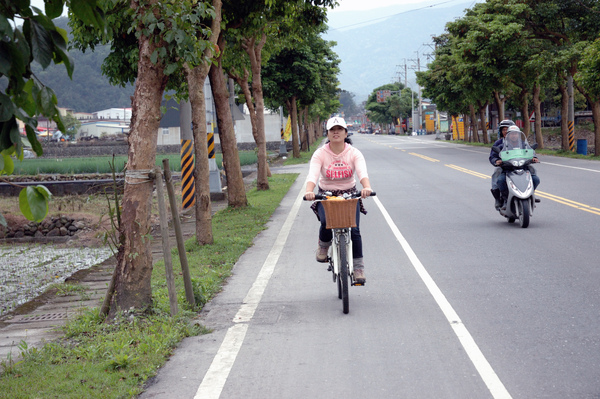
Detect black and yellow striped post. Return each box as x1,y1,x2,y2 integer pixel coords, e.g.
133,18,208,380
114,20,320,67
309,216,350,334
568,119,575,152
207,131,215,159
180,139,195,209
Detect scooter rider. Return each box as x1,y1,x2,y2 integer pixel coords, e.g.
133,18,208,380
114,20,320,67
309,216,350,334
496,126,540,206
489,120,515,209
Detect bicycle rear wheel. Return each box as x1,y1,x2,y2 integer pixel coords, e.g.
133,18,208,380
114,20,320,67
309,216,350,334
339,235,349,314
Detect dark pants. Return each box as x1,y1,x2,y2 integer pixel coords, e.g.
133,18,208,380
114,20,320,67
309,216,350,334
317,202,363,259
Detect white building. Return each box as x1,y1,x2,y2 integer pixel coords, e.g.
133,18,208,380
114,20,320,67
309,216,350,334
93,108,132,121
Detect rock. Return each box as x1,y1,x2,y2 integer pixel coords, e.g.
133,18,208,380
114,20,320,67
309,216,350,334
47,228,60,237
74,221,86,229
59,227,68,236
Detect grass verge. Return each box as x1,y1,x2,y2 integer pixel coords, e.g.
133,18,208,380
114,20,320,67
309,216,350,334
0,173,298,398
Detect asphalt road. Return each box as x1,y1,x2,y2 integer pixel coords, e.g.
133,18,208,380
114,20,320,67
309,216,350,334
141,133,600,399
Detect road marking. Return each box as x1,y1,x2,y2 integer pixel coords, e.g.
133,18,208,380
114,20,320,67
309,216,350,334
373,196,512,399
194,187,305,399
536,191,600,215
542,162,600,173
409,152,440,162
446,164,490,179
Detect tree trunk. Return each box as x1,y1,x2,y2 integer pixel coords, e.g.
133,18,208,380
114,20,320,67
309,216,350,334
494,91,506,122
592,101,600,157
478,102,488,144
573,79,600,157
186,67,213,245
184,0,221,245
241,33,269,190
558,83,570,151
286,96,300,157
209,55,247,208
532,82,544,149
111,25,167,318
519,88,530,136
300,107,308,151
469,104,478,143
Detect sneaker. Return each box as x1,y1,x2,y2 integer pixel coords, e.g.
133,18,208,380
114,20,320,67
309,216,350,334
354,268,366,283
316,246,329,263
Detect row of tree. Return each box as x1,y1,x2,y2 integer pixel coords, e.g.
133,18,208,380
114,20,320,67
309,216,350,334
414,0,600,155
364,82,415,133
0,0,344,319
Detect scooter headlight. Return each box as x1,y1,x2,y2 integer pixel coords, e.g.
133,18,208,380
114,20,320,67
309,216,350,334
511,159,525,167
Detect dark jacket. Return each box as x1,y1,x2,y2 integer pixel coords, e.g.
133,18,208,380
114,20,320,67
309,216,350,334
489,138,504,166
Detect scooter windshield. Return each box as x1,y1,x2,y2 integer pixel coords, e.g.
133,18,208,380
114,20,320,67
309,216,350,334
499,132,535,161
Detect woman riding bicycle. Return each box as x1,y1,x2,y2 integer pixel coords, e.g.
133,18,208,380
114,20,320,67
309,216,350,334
304,116,373,283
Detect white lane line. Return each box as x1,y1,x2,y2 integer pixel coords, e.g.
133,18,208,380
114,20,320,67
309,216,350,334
194,187,306,399
541,161,600,173
373,196,512,399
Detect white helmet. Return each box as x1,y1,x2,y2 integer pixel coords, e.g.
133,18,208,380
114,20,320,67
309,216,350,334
326,116,347,130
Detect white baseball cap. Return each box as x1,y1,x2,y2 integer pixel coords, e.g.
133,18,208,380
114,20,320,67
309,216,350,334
326,116,347,130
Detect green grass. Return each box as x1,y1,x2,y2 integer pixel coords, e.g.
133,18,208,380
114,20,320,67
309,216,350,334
12,152,258,175
0,173,298,398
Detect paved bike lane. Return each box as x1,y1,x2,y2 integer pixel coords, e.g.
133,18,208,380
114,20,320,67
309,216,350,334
141,137,499,399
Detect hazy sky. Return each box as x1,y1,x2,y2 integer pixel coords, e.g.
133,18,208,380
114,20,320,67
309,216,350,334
27,0,475,16
329,0,475,12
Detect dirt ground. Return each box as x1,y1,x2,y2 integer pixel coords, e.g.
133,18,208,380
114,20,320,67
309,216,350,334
540,127,596,151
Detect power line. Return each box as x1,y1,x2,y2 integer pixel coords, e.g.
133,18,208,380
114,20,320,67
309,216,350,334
328,0,462,31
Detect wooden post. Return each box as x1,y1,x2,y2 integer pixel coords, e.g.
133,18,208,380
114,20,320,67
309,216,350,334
162,159,195,307
155,168,178,316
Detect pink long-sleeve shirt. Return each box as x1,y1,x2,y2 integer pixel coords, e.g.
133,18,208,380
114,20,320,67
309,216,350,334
306,143,369,191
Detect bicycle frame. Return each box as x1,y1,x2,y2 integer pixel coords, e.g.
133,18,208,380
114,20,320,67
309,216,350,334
329,227,353,283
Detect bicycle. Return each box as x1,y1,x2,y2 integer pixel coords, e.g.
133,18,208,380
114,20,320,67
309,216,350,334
304,191,376,314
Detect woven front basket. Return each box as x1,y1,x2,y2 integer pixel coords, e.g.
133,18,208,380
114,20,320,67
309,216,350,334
322,198,358,229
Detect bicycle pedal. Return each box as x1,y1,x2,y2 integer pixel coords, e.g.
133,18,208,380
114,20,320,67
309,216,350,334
352,281,365,286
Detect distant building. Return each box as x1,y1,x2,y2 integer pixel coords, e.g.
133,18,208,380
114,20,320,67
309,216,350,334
78,121,130,139
93,108,132,121
73,112,94,120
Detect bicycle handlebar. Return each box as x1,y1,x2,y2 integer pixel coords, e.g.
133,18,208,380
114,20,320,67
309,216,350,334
303,191,377,201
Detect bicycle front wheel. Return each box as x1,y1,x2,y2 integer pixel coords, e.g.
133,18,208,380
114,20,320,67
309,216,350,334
339,234,349,314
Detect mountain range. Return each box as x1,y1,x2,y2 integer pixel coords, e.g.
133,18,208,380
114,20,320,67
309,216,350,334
19,2,476,113
324,1,476,102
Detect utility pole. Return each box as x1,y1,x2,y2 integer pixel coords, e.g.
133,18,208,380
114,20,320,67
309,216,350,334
407,51,423,132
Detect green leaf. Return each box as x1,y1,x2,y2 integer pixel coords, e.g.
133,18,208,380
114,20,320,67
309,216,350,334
164,62,178,76
54,109,66,133
1,152,14,175
39,87,56,115
51,29,73,79
19,186,51,223
30,19,54,68
0,92,14,122
25,125,43,157
0,14,11,38
45,0,64,19
70,0,104,28
0,43,11,75
0,213,6,228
